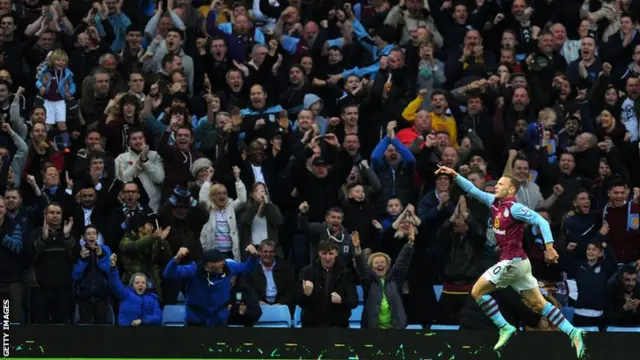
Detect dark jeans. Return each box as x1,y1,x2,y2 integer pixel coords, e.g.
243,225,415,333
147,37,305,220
31,287,72,324
0,282,24,323
438,292,469,325
77,298,110,324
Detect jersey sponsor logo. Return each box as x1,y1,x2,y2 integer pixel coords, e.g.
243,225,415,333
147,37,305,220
504,209,509,217
494,229,506,235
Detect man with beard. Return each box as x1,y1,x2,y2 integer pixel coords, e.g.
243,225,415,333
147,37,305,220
372,121,416,214
158,125,203,196
606,264,640,326
224,68,247,109
79,68,112,130
115,128,165,212
145,27,194,94
102,94,145,157
505,87,536,125
69,181,108,242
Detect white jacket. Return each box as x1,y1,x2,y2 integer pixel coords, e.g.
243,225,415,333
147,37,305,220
115,149,165,212
199,180,247,261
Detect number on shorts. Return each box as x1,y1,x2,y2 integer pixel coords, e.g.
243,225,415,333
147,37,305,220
492,266,502,275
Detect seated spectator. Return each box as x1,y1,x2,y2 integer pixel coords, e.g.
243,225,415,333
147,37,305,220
163,246,259,327
72,225,112,324
353,230,414,329
606,265,640,327
247,240,296,309
296,240,358,328
107,254,162,327
227,276,262,327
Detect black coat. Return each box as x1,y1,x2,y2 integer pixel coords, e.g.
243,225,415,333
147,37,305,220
296,259,358,328
247,257,297,307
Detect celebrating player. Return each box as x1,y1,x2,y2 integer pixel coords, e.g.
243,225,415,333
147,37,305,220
435,165,586,359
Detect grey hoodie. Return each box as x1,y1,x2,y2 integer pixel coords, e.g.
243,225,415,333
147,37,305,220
303,94,329,135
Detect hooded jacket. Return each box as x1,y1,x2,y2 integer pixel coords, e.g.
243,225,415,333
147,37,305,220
72,244,112,299
108,267,162,326
163,254,258,327
302,94,328,135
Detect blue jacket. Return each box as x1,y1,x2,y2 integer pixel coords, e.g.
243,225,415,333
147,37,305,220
35,64,76,99
107,267,162,326
72,245,112,299
163,255,258,327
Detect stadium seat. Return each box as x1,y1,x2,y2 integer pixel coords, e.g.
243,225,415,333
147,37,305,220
577,326,599,332
433,285,443,301
357,286,364,304
406,324,422,330
254,305,292,328
560,306,575,323
349,305,364,329
607,326,640,332
293,306,302,328
162,305,186,327
431,325,460,331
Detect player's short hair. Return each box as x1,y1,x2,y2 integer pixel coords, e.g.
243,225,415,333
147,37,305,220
503,175,521,193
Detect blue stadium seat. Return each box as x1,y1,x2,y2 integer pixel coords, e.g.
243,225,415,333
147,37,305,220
433,285,443,302
406,324,422,330
577,326,599,332
607,326,640,332
254,305,292,328
349,305,364,329
357,286,364,304
74,304,115,325
162,305,186,327
560,306,575,323
431,325,460,331
293,306,302,328
177,291,186,304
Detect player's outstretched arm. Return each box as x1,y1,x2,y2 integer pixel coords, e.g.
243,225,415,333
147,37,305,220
435,165,494,208
511,203,553,244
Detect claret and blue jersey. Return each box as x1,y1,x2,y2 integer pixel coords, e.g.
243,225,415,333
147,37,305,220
454,176,555,261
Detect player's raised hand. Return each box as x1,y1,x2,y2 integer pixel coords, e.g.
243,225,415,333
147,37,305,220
434,164,459,178
544,246,559,264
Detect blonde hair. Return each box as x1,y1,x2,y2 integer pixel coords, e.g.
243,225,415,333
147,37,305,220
538,107,556,124
367,252,391,269
48,49,69,67
129,273,148,286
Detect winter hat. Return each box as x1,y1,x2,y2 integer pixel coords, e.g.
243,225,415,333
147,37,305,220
191,157,213,178
169,186,197,208
203,249,226,263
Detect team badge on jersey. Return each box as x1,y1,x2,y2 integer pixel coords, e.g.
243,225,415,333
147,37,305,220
494,217,500,228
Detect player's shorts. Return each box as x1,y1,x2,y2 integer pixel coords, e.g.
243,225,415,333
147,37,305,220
482,258,538,293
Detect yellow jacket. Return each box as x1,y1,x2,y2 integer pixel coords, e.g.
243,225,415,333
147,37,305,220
401,95,458,147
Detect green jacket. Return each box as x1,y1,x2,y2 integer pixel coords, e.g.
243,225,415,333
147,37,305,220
119,231,173,301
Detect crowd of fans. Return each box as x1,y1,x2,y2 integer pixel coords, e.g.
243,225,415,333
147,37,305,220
1,0,640,331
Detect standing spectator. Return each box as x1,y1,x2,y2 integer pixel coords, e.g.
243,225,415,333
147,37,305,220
0,195,24,323
72,225,111,324
29,203,75,324
237,182,283,255
354,228,414,329
296,240,358,328
163,245,259,327
108,253,162,327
